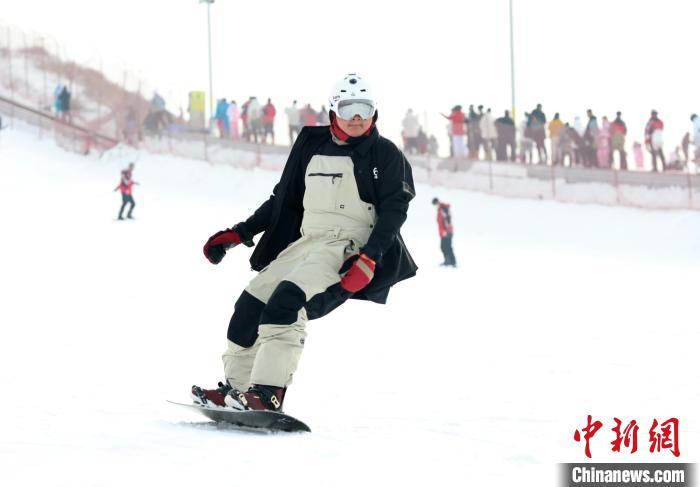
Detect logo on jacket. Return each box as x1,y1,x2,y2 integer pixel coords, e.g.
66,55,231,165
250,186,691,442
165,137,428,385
372,167,379,180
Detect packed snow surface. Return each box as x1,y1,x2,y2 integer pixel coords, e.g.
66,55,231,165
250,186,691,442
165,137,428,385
1,127,698,486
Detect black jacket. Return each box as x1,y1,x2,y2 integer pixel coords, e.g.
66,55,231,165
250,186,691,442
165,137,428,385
238,125,417,316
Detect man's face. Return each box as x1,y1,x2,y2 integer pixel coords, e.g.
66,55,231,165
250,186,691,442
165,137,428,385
336,115,373,137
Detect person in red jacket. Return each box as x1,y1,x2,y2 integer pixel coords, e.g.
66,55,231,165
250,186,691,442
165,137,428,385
610,112,628,169
302,104,318,127
114,162,138,220
441,105,466,159
262,98,276,144
645,110,665,172
432,197,456,267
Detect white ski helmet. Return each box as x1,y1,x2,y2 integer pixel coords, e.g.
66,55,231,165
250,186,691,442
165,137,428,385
328,73,377,120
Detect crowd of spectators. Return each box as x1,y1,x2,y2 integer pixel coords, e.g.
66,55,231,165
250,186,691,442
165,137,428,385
48,83,700,173
441,103,700,172
213,97,331,145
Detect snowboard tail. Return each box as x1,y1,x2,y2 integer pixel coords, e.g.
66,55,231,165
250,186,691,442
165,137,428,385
168,400,311,433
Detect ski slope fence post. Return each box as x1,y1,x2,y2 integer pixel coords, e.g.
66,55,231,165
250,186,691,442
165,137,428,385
22,31,29,98
203,132,209,162
613,168,620,205
488,159,494,192
687,170,694,209
97,58,103,131
40,39,47,139
550,163,557,199
7,27,14,128
38,103,43,138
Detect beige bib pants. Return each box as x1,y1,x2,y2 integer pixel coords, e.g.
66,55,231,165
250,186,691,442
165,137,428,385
223,154,376,390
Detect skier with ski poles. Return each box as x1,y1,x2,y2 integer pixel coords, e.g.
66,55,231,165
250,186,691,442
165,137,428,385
192,74,417,412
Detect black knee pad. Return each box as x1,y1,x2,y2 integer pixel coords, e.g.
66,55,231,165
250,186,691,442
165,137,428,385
227,291,265,347
260,281,307,326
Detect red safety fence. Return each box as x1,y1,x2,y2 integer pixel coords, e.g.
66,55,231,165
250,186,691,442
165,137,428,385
0,94,118,154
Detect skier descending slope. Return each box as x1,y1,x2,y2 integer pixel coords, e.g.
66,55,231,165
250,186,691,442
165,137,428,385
192,74,418,412
114,162,138,220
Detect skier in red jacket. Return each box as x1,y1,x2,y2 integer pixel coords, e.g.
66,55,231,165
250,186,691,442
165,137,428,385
114,163,138,220
432,197,456,267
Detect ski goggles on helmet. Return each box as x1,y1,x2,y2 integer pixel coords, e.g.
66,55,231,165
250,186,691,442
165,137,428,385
337,99,376,120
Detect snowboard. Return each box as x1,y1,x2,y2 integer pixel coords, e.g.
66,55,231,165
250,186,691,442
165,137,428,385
168,400,311,433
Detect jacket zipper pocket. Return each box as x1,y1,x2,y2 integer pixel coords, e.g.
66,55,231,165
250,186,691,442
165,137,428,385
308,172,343,184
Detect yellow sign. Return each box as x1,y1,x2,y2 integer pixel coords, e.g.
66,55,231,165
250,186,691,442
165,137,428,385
189,91,205,113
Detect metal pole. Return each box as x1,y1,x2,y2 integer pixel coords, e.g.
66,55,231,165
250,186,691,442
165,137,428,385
686,170,693,209
422,110,430,176
7,27,13,88
97,58,103,125
8,27,14,127
42,38,47,108
509,0,516,121
509,0,518,162
40,37,47,138
206,1,214,129
120,70,127,139
23,32,29,98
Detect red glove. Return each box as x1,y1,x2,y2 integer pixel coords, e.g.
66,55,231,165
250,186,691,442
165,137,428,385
339,253,376,293
203,224,253,264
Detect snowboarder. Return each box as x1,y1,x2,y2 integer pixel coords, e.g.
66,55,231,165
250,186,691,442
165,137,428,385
192,74,417,412
432,198,456,267
114,162,137,220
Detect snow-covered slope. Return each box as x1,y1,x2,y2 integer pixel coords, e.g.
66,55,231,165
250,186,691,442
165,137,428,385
0,125,698,486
